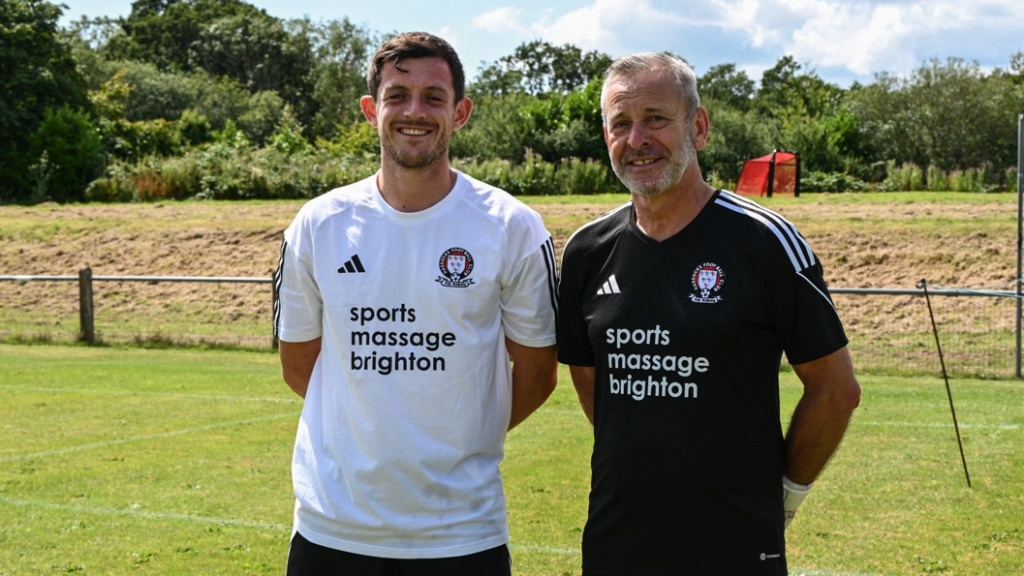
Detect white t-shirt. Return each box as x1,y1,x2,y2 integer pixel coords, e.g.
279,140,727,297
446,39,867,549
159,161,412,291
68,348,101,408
275,171,558,559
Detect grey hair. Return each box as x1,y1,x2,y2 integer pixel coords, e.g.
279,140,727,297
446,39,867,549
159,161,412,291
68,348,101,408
601,52,701,123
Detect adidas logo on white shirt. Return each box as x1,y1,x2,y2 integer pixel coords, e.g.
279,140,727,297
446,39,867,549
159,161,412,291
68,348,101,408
337,254,365,274
596,274,621,295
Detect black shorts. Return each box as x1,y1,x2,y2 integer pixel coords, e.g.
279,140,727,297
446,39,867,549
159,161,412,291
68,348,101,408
286,531,512,576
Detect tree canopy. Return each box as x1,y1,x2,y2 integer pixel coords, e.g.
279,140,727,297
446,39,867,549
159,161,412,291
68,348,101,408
4,0,1023,203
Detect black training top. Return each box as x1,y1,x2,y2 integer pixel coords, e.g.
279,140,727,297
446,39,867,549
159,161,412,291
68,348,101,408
557,189,848,576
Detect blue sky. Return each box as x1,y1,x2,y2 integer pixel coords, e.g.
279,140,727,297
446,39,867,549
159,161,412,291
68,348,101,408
60,0,1024,87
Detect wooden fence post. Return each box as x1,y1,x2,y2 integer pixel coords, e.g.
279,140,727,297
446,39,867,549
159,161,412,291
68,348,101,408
78,266,95,343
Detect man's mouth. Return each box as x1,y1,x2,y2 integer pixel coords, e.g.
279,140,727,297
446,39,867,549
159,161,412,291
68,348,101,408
398,127,430,136
628,158,658,166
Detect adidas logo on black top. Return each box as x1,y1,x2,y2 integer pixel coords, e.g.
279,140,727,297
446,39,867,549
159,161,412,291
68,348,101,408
337,254,365,274
597,274,621,295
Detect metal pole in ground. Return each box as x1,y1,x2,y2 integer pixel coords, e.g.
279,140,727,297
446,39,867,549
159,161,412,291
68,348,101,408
918,278,971,488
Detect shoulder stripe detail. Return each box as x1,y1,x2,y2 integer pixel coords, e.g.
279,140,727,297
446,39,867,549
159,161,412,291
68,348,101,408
541,236,559,315
272,238,286,337
798,271,837,311
714,191,816,272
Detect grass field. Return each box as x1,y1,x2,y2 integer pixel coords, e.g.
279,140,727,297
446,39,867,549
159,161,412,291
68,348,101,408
1,344,1022,575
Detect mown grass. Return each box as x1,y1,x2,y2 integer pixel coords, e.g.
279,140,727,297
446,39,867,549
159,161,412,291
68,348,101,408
1,344,1022,575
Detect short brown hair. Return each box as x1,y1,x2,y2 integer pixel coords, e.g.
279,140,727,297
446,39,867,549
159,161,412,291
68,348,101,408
366,32,466,103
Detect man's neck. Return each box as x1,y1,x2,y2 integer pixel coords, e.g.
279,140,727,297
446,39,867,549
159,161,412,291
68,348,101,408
376,160,457,213
632,178,715,242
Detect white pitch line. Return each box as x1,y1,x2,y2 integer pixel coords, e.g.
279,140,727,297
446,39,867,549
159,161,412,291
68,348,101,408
541,408,1019,431
0,495,290,531
790,565,888,569
0,413,296,464
0,495,579,557
854,421,1019,430
0,383,298,405
0,499,895,569
509,543,578,555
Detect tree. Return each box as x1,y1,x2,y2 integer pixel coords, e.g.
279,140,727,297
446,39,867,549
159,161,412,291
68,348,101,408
470,41,611,97
191,12,315,126
0,0,92,203
27,106,106,203
700,100,774,182
301,17,378,140
104,0,249,71
849,58,1020,175
103,0,315,127
756,56,842,120
699,64,755,112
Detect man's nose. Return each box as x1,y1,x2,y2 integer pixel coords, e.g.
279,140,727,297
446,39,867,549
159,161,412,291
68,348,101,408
627,123,652,149
403,96,428,119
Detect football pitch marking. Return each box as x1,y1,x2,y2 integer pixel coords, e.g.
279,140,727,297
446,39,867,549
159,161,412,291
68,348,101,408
0,492,886,571
0,382,299,405
0,494,292,531
0,494,580,557
539,408,1019,430
0,412,295,464
4,387,1018,431
790,572,884,576
855,420,1019,430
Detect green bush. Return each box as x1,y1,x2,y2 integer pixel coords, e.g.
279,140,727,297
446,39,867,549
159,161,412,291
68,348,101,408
554,157,615,195
92,143,379,202
801,171,867,193
456,152,621,196
925,165,948,191
1007,167,1020,192
880,161,925,191
26,106,106,203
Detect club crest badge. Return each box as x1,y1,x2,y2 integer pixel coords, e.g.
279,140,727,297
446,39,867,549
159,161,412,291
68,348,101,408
436,247,475,288
689,262,725,304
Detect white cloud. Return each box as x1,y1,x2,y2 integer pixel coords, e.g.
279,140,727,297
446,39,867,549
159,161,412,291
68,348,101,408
507,0,688,55
706,0,1024,78
465,0,1024,84
787,1,914,75
471,7,529,35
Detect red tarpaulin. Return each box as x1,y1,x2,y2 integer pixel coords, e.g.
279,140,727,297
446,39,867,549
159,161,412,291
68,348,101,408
735,150,800,197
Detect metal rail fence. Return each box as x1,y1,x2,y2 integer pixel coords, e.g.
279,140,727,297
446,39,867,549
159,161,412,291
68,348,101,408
0,269,274,350
0,270,1020,378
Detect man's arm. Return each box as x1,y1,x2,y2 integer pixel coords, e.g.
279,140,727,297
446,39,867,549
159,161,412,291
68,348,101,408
279,337,322,399
568,365,596,425
506,338,558,430
785,346,861,484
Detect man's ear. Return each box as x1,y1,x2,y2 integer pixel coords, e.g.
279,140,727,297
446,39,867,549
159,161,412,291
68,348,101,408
452,97,473,131
692,106,711,151
360,95,378,127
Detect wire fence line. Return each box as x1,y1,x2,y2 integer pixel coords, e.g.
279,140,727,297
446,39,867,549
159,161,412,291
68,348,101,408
0,272,1020,379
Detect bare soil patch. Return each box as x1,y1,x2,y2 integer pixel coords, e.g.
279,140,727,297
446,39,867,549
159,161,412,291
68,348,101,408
0,196,1016,290
0,196,1017,351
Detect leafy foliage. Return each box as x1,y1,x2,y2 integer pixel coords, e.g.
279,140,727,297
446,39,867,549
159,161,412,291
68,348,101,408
0,0,92,202
4,1,1023,203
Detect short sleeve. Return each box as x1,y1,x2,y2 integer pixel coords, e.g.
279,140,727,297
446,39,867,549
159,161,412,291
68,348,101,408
500,225,558,348
274,214,323,343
